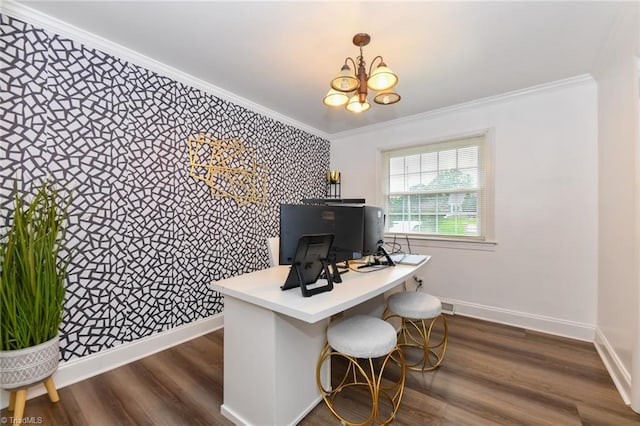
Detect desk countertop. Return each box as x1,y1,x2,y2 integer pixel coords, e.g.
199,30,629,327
210,258,430,324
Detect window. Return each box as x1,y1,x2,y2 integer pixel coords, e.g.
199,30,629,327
381,134,490,240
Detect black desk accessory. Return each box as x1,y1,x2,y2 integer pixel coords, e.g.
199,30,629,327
281,234,335,297
357,244,397,269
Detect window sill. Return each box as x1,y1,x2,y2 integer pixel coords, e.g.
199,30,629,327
384,233,497,252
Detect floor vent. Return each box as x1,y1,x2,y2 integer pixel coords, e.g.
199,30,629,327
441,302,455,314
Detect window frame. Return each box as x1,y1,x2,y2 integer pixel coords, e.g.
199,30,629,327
378,130,495,244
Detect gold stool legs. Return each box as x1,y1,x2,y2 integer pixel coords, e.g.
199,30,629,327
384,309,448,372
8,390,16,411
317,343,406,425
6,376,59,424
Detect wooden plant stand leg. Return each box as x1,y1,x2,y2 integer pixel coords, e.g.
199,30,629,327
44,376,59,403
6,378,58,424
12,389,27,424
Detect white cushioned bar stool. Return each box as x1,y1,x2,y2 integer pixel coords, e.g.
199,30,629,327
316,314,406,425
383,291,448,372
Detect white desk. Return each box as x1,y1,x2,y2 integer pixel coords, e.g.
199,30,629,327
210,259,430,426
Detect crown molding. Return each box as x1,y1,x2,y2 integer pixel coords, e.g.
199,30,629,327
331,74,594,139
0,0,329,141
1,1,600,143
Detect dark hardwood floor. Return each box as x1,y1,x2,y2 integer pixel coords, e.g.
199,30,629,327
2,315,639,425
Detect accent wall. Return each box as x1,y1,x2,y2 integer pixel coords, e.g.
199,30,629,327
0,14,330,361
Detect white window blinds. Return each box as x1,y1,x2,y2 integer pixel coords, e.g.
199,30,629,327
381,134,488,239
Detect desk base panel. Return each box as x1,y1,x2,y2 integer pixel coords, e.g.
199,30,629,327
222,296,330,425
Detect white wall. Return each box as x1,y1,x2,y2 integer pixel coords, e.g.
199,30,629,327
592,3,640,410
331,79,599,340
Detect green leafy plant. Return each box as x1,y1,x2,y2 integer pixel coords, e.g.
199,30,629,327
0,182,72,351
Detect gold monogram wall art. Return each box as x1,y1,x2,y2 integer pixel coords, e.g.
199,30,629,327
187,133,267,206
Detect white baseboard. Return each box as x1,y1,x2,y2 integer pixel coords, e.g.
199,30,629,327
0,313,224,409
440,297,596,342
594,327,632,405
445,299,634,407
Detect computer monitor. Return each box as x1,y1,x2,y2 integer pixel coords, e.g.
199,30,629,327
279,204,365,265
279,204,387,265
362,206,385,255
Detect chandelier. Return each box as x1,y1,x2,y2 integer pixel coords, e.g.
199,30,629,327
323,33,400,113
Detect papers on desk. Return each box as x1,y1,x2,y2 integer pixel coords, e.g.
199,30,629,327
389,253,428,265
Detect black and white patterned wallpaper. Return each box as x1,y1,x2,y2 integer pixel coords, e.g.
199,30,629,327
0,14,329,361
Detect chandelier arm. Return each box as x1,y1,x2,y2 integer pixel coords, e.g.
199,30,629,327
344,57,357,73
368,55,385,76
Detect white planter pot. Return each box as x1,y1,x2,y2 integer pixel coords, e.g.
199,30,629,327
0,335,60,390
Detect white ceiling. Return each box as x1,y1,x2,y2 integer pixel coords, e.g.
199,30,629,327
12,1,627,135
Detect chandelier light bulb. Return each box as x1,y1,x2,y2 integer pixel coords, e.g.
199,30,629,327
374,89,400,105
346,95,371,113
330,65,359,92
367,64,398,91
323,89,349,107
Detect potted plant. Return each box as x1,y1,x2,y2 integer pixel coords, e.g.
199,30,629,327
0,181,72,420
